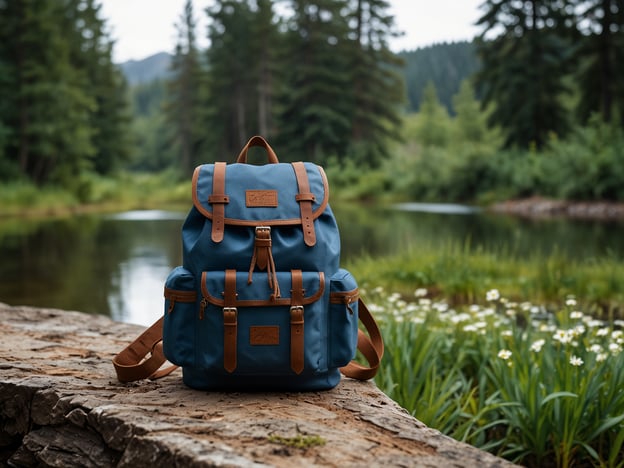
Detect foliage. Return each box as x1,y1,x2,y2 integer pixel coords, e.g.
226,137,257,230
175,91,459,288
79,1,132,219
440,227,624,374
574,0,624,124
400,41,480,114
370,288,624,467
348,239,624,315
475,0,575,149
0,0,131,185
165,0,209,176
0,171,189,217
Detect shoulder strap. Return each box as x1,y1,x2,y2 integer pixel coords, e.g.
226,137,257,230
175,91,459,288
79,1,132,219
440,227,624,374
112,317,178,382
112,299,384,383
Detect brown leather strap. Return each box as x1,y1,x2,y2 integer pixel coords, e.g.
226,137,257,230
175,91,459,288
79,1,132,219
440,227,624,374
236,135,279,164
210,162,228,243
340,299,384,381
291,162,316,247
112,317,178,383
290,270,305,374
223,269,238,373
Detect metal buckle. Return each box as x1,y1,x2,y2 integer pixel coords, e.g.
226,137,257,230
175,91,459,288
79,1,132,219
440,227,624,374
255,226,271,234
223,307,238,314
290,305,304,312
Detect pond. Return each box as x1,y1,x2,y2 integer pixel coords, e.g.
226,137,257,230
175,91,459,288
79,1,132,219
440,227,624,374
1,204,623,326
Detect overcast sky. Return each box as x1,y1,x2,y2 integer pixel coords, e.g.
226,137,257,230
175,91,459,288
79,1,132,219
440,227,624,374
99,0,484,63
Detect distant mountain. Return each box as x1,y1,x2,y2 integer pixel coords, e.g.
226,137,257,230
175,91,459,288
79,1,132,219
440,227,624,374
118,52,172,86
400,41,480,114
118,44,480,114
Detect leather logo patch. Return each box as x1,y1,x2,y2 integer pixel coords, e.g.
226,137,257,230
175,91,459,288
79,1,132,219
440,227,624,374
250,326,280,345
246,190,278,207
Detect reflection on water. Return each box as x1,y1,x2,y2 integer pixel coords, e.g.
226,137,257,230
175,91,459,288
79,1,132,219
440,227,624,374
0,205,623,326
393,202,482,215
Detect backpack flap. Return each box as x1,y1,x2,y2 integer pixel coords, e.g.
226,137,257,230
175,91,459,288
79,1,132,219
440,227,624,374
196,269,327,377
192,162,330,246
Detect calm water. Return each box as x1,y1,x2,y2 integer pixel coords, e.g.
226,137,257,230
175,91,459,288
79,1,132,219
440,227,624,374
1,205,623,326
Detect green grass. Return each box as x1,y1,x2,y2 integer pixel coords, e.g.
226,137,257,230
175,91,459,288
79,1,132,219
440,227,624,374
0,171,190,217
368,288,624,467
349,241,624,318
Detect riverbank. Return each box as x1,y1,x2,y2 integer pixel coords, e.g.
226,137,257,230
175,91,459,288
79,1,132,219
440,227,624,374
489,196,624,220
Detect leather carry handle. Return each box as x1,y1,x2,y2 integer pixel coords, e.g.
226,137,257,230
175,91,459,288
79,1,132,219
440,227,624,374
236,135,279,164
112,298,384,383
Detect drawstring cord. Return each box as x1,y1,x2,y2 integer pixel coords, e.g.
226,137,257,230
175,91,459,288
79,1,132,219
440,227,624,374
248,227,281,300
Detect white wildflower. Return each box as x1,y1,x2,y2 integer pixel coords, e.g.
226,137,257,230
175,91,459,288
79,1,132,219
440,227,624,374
586,319,603,328
486,289,500,301
498,349,512,360
530,339,545,352
414,288,428,298
596,353,608,362
505,309,516,317
469,304,480,313
612,330,623,340
597,328,610,337
589,344,602,353
451,313,471,324
463,324,478,332
566,298,577,307
569,355,583,367
609,343,622,354
553,329,573,344
501,330,513,337
570,311,583,320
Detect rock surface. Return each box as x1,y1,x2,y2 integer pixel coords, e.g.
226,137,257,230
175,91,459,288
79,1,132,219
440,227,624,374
0,303,517,467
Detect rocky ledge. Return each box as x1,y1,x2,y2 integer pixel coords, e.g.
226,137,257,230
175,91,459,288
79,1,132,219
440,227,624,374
489,196,624,220
0,303,516,467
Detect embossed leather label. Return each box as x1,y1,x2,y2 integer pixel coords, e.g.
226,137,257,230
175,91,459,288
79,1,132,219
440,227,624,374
250,326,280,345
246,190,278,207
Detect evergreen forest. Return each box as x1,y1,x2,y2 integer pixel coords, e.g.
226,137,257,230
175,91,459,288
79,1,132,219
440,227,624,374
0,0,623,207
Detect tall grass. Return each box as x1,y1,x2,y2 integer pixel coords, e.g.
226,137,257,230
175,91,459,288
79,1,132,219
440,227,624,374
0,170,190,217
349,240,624,318
368,287,624,467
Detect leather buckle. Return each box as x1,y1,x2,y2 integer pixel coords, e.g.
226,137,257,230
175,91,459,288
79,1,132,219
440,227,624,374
290,305,304,321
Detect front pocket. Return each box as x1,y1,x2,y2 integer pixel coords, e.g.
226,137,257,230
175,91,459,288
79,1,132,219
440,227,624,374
328,269,359,368
197,270,327,375
163,266,197,367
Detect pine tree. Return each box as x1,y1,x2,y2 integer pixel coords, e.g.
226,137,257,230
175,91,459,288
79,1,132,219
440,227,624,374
204,0,279,159
476,0,575,148
0,0,130,184
67,0,132,175
574,0,624,124
166,0,207,174
0,0,96,184
345,0,405,166
275,0,353,162
414,82,451,148
453,79,488,144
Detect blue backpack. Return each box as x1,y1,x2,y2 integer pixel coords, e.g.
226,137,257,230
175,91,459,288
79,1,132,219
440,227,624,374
113,136,384,391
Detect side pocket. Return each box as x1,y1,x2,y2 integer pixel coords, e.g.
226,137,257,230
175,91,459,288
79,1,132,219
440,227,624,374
328,268,359,368
163,266,197,367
